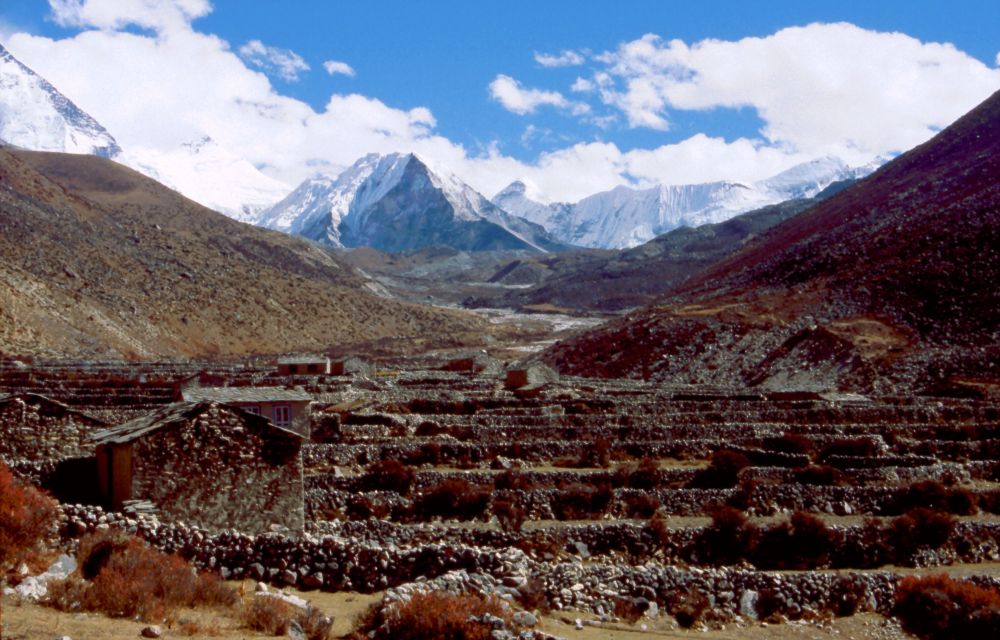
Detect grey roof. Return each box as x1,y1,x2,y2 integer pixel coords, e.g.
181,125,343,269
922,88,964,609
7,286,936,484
277,355,329,365
89,401,302,446
180,386,313,403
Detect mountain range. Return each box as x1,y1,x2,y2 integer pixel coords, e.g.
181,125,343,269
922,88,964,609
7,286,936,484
257,152,564,253
492,157,879,249
0,43,288,220
0,43,121,158
0,146,484,359
0,42,886,254
541,88,1000,394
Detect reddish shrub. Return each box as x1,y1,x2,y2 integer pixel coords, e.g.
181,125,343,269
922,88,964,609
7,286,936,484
894,574,1000,640
494,470,534,492
0,463,58,569
622,493,660,519
350,590,515,640
793,464,847,486
688,450,750,489
493,498,526,533
887,508,956,564
889,480,977,516
552,483,613,520
362,459,416,495
694,506,759,566
414,478,490,521
752,512,841,570
55,531,237,621
764,433,814,456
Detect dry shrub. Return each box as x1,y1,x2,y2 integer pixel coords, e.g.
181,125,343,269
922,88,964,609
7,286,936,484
622,492,660,518
0,462,58,570
47,531,237,622
493,498,526,533
695,505,758,566
350,590,514,640
362,458,416,495
894,574,1000,640
764,433,814,456
552,482,612,520
688,450,750,489
414,478,490,521
493,470,534,492
752,511,841,570
793,464,847,486
668,590,710,628
889,480,978,516
241,595,297,635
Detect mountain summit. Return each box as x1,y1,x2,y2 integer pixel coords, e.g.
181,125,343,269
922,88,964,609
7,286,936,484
0,43,121,157
493,157,878,250
259,153,563,253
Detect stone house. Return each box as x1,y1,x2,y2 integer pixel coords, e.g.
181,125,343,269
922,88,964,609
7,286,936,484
90,401,305,534
0,393,106,463
277,355,331,376
177,385,313,437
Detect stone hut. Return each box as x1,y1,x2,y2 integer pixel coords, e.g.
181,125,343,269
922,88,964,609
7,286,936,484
504,363,559,391
277,355,331,376
330,356,373,377
178,386,313,437
90,401,305,534
443,351,501,375
0,393,106,463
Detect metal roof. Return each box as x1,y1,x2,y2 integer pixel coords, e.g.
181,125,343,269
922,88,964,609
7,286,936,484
180,386,312,403
277,355,329,365
89,401,302,445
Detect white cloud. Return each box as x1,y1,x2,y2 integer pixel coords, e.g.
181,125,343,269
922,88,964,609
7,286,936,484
488,74,589,116
323,59,355,77
48,0,211,32
6,5,1000,207
239,39,309,82
534,49,585,67
590,25,1000,155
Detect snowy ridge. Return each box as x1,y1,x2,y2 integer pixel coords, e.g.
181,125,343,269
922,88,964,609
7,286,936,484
121,137,292,223
259,153,558,252
493,157,880,249
0,44,121,157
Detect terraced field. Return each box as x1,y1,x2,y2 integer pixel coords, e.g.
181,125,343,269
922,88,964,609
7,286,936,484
4,359,1000,635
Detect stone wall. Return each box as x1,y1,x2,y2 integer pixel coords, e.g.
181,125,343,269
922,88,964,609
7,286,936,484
129,404,304,534
0,395,105,462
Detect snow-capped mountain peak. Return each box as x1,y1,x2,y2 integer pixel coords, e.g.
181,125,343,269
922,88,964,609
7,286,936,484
493,157,881,249
260,152,562,253
0,43,121,158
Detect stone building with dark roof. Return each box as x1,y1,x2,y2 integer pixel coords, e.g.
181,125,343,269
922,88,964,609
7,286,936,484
177,386,313,437
0,393,106,463
276,355,330,376
90,401,305,534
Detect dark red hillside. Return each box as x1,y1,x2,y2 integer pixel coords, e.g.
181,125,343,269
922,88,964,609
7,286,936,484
543,89,1000,393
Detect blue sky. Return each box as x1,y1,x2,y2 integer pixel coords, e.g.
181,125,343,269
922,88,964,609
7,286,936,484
2,0,998,202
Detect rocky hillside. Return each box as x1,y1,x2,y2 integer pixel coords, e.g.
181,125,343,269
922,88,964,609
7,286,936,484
466,181,857,313
542,89,1000,394
0,148,485,359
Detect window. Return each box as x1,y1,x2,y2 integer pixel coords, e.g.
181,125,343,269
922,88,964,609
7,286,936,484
273,405,292,428
243,405,261,415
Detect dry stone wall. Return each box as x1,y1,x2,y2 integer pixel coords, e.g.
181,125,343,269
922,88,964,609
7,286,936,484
129,405,304,534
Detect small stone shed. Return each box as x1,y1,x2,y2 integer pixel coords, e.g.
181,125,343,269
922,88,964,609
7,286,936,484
178,386,313,437
277,355,331,376
90,401,305,534
0,393,106,463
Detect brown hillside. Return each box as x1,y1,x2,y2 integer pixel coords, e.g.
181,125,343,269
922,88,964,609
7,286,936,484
0,148,484,359
543,89,1000,393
